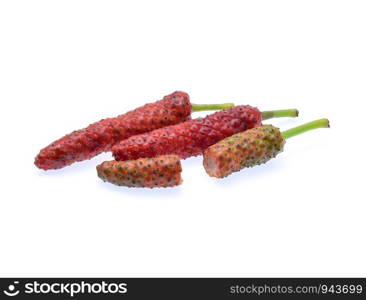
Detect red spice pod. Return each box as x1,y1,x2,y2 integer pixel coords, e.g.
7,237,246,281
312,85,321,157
35,91,232,170
97,155,182,188
112,106,298,161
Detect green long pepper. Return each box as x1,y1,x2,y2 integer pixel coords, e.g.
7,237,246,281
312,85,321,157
203,119,330,178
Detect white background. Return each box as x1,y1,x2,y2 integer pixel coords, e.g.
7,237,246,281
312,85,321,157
0,0,365,277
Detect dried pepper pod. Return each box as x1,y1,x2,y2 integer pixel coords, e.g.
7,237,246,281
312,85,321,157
97,155,182,188
35,91,234,170
112,106,298,161
203,119,330,178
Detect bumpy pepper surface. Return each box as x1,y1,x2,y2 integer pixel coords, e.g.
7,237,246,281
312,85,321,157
97,155,182,188
203,125,285,178
112,105,262,161
35,91,191,170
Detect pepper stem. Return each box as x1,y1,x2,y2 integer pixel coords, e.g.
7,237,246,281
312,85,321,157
191,103,235,112
261,109,299,120
282,118,330,139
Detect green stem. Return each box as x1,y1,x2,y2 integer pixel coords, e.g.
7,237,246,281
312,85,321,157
191,103,235,112
261,109,299,120
192,105,300,118
282,118,330,139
